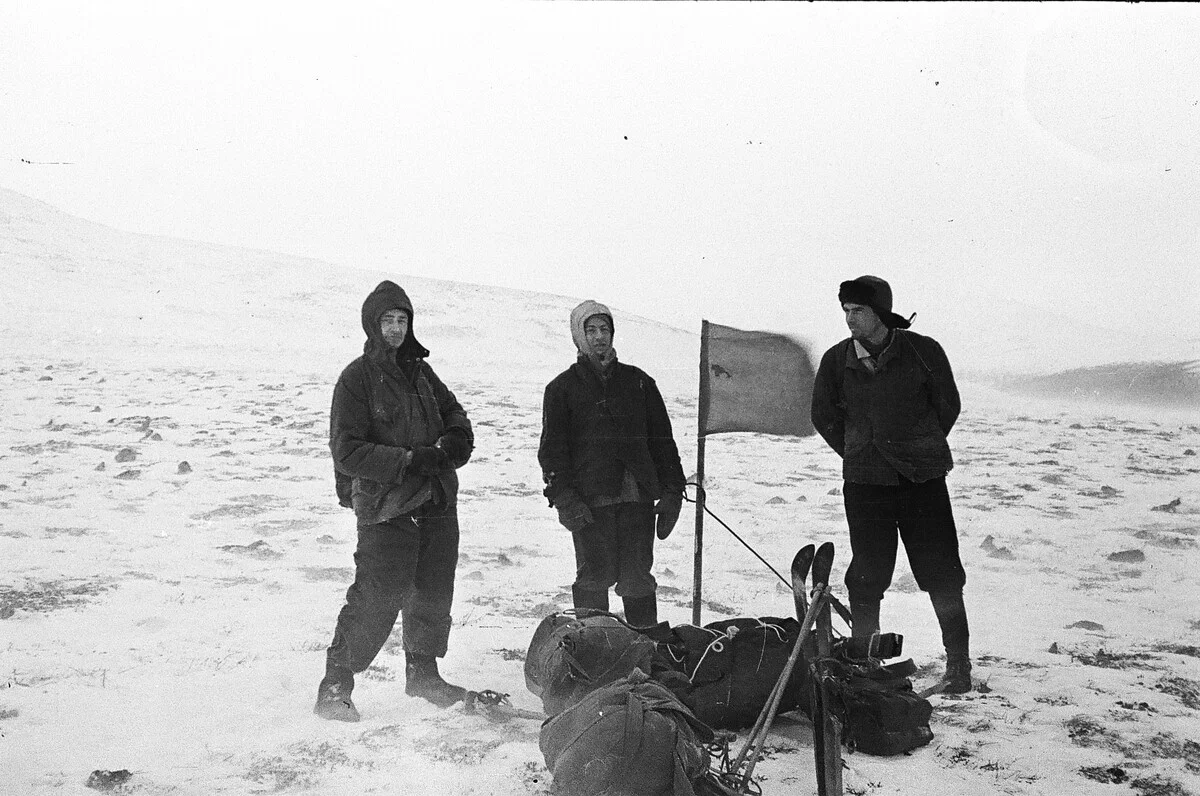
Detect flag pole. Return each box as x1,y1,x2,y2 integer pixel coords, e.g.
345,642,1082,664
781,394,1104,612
693,321,711,625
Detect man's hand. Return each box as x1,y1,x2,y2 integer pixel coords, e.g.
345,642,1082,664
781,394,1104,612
410,446,449,476
554,491,593,533
654,490,683,540
437,428,472,465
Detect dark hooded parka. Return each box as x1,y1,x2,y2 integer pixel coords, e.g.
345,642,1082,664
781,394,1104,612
319,281,473,700
331,281,472,523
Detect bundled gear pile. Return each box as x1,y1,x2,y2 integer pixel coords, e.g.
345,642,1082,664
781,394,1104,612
818,654,933,756
527,542,938,796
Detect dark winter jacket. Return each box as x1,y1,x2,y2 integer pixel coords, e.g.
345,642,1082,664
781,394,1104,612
539,357,685,504
810,329,959,485
331,281,472,523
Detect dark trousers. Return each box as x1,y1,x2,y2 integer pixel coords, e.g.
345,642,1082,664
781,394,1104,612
842,476,966,604
572,501,656,598
323,504,460,687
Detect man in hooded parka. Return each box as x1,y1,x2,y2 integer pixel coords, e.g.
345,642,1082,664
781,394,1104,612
314,281,474,721
538,300,686,628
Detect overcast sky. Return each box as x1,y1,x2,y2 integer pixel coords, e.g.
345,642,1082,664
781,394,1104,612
3,1,1198,346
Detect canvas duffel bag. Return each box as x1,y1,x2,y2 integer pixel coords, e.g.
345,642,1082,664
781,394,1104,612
539,668,715,796
663,616,815,730
525,610,660,717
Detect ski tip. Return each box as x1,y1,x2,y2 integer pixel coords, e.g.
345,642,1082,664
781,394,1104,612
791,544,816,565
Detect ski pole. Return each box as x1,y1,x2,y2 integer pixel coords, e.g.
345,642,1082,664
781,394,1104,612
732,584,830,778
734,585,826,771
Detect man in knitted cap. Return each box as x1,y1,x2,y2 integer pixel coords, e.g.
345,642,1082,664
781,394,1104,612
538,300,686,627
810,276,972,693
314,281,475,721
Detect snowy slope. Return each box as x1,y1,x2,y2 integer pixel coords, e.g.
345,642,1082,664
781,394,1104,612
2,189,1199,796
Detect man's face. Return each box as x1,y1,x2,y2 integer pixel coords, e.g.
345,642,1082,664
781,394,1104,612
583,316,613,358
843,302,887,343
380,309,409,349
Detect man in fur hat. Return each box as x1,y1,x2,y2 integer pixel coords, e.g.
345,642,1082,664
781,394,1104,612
314,281,475,721
538,300,686,628
811,276,972,693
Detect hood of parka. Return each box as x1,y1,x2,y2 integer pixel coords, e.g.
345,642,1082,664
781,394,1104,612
569,299,614,358
361,280,430,359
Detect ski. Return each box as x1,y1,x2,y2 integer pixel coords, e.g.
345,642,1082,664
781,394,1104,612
790,544,816,619
809,541,843,796
810,541,834,594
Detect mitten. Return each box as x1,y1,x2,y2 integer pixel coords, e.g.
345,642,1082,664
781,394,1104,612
554,491,594,533
410,445,449,476
654,490,683,540
437,428,472,464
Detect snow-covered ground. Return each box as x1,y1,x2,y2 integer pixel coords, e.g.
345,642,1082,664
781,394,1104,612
2,190,1199,795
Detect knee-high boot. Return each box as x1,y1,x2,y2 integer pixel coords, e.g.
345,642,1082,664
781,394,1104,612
929,590,972,693
850,600,881,639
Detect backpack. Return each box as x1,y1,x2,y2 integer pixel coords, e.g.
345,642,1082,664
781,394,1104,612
525,611,660,717
818,657,934,756
661,617,815,730
539,668,715,796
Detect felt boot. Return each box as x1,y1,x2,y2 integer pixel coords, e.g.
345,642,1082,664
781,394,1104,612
313,678,360,722
405,653,467,708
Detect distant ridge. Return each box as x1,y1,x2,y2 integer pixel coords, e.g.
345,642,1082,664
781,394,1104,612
0,186,1186,379
1000,360,1200,408
0,187,697,389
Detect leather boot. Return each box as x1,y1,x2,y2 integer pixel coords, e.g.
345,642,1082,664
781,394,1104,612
850,600,881,639
405,653,467,708
622,594,658,628
942,653,973,694
571,584,610,614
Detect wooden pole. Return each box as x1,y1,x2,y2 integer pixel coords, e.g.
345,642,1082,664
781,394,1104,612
815,594,844,795
693,321,711,626
692,434,706,626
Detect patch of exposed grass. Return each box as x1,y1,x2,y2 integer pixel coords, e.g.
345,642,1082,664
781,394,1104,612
411,736,504,765
244,740,370,792
1156,677,1200,710
1065,715,1121,749
1152,643,1200,659
1130,774,1192,796
1081,765,1129,784
0,578,113,614
1069,647,1161,670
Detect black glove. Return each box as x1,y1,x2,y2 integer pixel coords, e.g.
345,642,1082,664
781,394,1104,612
655,491,683,540
554,491,594,533
410,445,449,476
437,428,472,464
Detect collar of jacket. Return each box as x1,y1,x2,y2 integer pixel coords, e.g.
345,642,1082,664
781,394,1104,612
846,333,900,373
575,352,618,381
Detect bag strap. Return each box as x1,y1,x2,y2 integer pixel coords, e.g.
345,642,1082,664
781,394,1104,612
622,690,645,758
560,634,653,688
